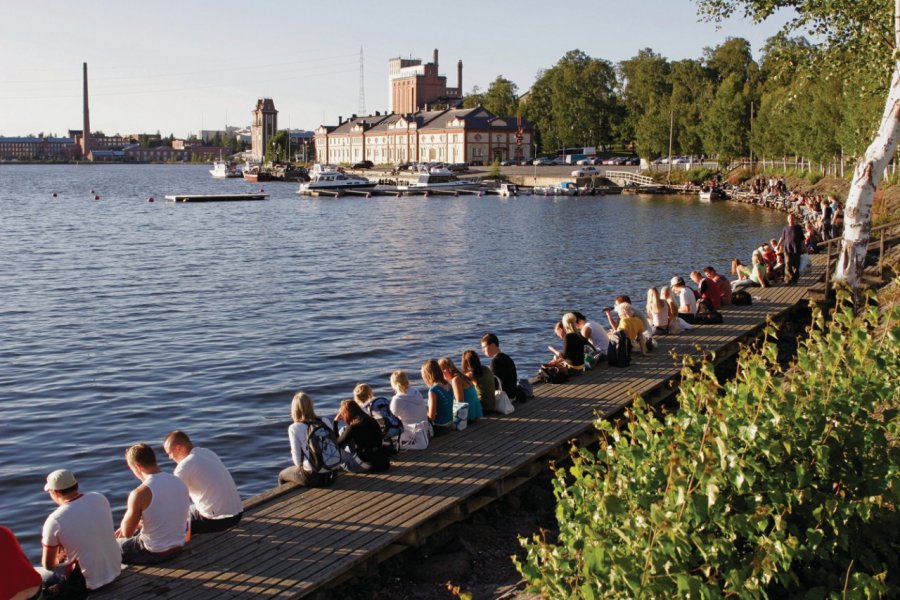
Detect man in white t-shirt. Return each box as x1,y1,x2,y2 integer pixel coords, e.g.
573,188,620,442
670,276,698,323
163,430,243,535
115,443,191,564
38,469,122,594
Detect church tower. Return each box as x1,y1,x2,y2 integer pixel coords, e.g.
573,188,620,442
251,98,278,161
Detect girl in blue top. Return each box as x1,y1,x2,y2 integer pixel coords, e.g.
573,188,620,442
439,357,483,421
421,359,454,433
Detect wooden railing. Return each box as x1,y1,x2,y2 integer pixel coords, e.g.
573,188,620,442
819,219,900,292
605,170,656,187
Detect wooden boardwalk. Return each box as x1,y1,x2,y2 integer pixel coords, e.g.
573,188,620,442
93,257,827,599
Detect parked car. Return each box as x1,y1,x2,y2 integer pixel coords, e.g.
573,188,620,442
500,159,519,166
352,160,374,169
396,162,413,171
571,166,599,177
519,159,532,166
532,157,553,166
448,163,469,172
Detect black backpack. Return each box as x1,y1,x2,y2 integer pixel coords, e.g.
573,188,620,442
607,331,631,367
732,290,752,305
365,397,403,452
305,418,344,473
693,308,724,324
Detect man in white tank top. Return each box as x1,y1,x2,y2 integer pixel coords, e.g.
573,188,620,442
114,443,191,564
163,430,243,535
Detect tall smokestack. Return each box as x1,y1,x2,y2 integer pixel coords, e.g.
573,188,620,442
82,62,91,159
457,60,463,94
433,48,438,70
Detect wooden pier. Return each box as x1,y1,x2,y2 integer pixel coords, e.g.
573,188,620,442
93,257,827,599
165,193,269,203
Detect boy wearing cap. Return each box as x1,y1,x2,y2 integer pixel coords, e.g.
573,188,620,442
670,277,698,323
39,469,122,594
115,443,191,564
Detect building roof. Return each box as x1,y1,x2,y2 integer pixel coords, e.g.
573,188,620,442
317,107,531,135
0,137,76,144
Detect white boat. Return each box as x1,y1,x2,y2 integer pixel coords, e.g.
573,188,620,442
699,187,725,202
209,159,242,178
297,165,375,194
397,167,476,191
498,183,519,197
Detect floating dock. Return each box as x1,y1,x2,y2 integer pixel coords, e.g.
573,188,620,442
92,257,827,599
165,193,269,202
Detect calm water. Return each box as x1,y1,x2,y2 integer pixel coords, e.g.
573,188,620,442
0,164,783,558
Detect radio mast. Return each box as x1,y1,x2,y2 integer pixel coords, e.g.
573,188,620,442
358,46,366,115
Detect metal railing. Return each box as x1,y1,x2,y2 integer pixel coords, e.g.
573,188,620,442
819,219,900,291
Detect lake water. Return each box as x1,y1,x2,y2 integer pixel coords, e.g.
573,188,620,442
0,164,784,558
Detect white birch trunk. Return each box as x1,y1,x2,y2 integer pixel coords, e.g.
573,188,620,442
834,0,900,288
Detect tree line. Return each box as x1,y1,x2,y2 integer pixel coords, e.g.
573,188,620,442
468,38,887,166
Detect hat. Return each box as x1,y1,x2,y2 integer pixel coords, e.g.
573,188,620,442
670,276,685,287
44,469,77,492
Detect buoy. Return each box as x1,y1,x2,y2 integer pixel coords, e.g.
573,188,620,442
94,195,100,200
365,192,371,198
453,191,459,197
424,192,430,198
259,188,264,193
147,197,154,203
90,189,95,194
52,192,58,198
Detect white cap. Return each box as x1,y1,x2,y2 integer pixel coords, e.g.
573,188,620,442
44,469,77,491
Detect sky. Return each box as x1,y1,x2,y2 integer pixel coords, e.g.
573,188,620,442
0,0,795,138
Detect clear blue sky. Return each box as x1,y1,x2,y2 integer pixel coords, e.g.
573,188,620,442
0,0,793,137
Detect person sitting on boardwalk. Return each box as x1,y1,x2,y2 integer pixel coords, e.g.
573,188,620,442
732,252,769,291
690,270,722,310
660,287,692,334
645,287,671,335
37,469,121,596
115,444,191,565
573,311,609,356
390,370,430,444
163,431,243,535
703,266,732,306
279,392,342,487
439,357,483,421
334,400,390,473
670,277,698,323
2,525,42,600
481,333,519,403
461,349,497,413
421,359,455,434
352,383,374,409
614,303,648,355
546,313,586,375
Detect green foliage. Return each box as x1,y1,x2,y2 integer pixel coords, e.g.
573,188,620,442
265,130,289,163
489,158,502,180
516,296,900,598
482,76,519,118
463,85,484,109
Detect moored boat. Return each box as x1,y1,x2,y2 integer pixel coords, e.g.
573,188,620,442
498,183,519,197
242,164,273,182
297,165,375,194
396,166,477,192
209,159,242,179
699,186,725,202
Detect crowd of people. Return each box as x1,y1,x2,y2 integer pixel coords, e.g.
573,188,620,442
3,210,815,598
740,178,844,247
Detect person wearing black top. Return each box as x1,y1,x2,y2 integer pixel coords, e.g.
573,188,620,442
778,213,806,284
334,400,390,473
547,313,586,375
481,332,518,401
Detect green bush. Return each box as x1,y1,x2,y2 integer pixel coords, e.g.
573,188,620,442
516,296,900,598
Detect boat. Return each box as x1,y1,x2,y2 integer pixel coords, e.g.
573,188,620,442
532,182,579,196
242,164,272,183
699,186,725,202
297,165,375,194
209,159,242,179
498,183,519,197
396,166,477,191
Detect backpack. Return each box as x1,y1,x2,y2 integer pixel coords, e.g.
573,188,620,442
365,397,403,451
693,308,724,324
607,330,631,367
732,290,752,305
305,419,343,473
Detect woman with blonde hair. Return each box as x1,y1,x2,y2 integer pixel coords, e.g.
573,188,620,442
278,392,340,487
421,359,454,434
616,303,648,355
461,350,496,413
646,287,670,335
352,383,374,408
439,357,483,421
546,312,586,375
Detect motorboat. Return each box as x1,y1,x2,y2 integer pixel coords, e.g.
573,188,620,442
242,164,272,182
699,186,725,202
297,165,375,194
533,182,578,196
397,166,476,191
209,159,242,178
498,183,519,197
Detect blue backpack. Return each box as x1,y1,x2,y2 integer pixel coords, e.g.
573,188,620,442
607,331,632,368
305,419,343,473
366,397,404,450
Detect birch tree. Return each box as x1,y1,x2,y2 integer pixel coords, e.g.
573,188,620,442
696,0,898,288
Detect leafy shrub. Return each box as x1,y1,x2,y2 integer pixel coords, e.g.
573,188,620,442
516,296,900,598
